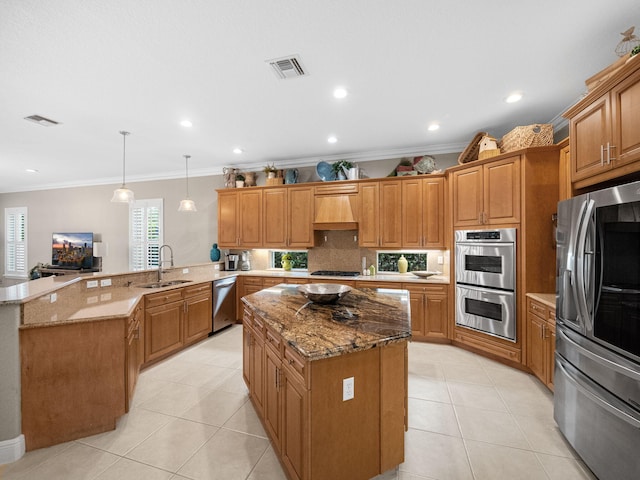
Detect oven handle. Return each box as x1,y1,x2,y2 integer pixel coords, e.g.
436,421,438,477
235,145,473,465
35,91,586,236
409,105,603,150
575,199,595,332
557,326,640,382
556,355,640,429
455,242,514,248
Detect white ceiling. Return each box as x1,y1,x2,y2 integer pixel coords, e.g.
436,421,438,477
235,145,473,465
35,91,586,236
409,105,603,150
2,0,639,193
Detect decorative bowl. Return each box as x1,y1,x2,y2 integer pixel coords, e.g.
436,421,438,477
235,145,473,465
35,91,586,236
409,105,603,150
297,283,352,304
316,161,336,181
411,271,442,278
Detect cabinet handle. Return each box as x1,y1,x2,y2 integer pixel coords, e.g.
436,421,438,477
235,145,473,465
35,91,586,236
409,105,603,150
607,142,616,163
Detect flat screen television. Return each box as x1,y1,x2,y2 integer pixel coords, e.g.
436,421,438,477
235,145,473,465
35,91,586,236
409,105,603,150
51,232,94,269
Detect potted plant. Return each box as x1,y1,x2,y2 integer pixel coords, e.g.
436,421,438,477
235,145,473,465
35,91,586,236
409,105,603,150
235,174,245,188
263,163,278,178
331,160,353,180
281,253,293,271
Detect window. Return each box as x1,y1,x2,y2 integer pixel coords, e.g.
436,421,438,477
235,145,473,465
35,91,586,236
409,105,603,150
129,199,163,271
271,250,308,270
377,252,427,272
5,207,28,277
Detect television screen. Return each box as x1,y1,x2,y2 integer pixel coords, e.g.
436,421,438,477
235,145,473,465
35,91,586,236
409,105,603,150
52,232,94,269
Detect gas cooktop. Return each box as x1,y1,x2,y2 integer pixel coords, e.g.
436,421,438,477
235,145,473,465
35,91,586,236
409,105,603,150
310,270,360,277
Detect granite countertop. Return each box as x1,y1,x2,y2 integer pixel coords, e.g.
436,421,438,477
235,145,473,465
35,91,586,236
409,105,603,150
526,293,556,310
241,284,411,361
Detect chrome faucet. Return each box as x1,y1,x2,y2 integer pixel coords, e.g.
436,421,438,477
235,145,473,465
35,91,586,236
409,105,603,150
158,244,174,281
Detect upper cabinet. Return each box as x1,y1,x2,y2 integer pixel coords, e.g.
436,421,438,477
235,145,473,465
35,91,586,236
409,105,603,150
565,57,640,189
401,177,445,248
218,189,263,248
358,180,402,248
263,186,314,248
451,156,520,227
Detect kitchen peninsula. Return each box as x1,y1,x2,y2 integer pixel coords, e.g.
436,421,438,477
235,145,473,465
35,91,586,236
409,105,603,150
241,284,410,480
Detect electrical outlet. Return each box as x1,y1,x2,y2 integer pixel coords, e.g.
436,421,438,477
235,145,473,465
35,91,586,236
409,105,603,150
100,278,112,287
50,293,57,303
213,264,220,271
86,280,98,288
182,268,189,274
437,256,444,265
343,377,354,401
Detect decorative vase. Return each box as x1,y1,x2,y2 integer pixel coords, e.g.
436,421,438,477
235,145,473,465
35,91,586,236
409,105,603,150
268,171,276,179
398,255,408,273
210,243,221,262
282,259,292,271
285,168,298,184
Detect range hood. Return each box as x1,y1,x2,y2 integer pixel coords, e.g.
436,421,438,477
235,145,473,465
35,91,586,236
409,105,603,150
313,193,358,230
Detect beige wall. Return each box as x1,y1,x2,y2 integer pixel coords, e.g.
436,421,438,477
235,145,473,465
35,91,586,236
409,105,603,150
0,153,460,279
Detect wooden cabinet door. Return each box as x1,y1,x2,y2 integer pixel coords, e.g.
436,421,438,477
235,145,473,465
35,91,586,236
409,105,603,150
527,312,546,383
239,189,263,247
251,332,265,416
379,180,402,247
408,290,424,337
218,191,239,247
282,368,307,480
546,320,556,391
424,292,448,339
126,316,140,411
452,165,483,227
423,177,445,248
611,68,640,167
401,178,423,248
484,156,520,225
263,188,287,247
264,346,282,452
184,293,212,345
288,186,314,248
359,182,380,247
242,324,252,387
570,94,612,182
145,300,184,363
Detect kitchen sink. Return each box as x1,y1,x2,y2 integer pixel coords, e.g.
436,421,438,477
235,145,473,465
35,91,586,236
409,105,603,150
136,279,193,289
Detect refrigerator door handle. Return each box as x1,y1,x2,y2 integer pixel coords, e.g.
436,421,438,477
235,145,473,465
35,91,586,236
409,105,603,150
556,356,640,429
575,199,595,332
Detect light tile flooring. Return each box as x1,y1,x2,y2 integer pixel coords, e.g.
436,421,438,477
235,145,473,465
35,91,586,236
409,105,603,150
0,325,597,480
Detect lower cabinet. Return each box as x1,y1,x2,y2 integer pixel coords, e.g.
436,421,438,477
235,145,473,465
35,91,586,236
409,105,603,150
403,284,448,340
526,296,556,391
183,283,213,346
126,302,143,411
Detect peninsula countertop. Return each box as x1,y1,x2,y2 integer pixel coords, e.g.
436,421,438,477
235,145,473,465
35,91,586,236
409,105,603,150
241,283,411,361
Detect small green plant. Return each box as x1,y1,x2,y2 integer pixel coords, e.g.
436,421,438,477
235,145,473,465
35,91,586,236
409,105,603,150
281,253,292,261
263,163,278,174
235,174,245,181
631,45,640,57
331,160,353,174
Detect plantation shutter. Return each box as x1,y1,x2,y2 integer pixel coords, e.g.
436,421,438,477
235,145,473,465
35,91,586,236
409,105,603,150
129,199,163,271
5,207,28,277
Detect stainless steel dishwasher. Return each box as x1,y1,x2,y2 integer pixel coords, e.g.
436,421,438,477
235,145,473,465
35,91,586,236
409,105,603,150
212,276,237,333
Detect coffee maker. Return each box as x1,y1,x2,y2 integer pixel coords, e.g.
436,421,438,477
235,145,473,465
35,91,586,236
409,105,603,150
225,254,239,271
240,251,251,271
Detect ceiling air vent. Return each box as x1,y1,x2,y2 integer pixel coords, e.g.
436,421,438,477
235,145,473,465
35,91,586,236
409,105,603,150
266,54,308,80
24,115,61,127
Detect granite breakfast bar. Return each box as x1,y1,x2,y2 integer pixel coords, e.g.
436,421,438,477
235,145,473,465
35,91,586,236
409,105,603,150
241,284,411,480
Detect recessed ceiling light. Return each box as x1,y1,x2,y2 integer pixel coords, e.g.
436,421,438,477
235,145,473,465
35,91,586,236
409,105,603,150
180,120,193,128
327,136,338,144
333,87,348,99
505,93,523,103
233,148,243,154
428,124,440,132
25,168,39,173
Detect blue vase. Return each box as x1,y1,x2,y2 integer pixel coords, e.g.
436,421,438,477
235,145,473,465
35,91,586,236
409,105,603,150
210,243,221,262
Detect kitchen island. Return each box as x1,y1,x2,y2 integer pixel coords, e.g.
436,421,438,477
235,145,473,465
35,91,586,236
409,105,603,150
241,284,411,480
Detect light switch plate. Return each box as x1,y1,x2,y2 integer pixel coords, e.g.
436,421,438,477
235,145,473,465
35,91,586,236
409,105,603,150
182,268,189,274
100,278,112,287
50,293,57,303
437,256,444,264
86,280,98,288
343,377,354,401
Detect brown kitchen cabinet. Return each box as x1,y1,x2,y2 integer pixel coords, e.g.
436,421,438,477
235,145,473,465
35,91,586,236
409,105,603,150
217,189,263,248
403,284,448,340
183,282,213,346
401,177,445,248
451,155,520,227
526,296,556,391
358,180,402,248
126,302,143,411
565,59,640,188
263,186,314,248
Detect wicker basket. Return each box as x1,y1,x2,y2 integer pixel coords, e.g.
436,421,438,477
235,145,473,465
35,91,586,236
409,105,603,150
266,177,284,186
457,132,488,164
499,124,553,153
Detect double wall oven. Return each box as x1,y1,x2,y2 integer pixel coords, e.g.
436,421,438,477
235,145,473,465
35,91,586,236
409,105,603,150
455,228,517,342
555,180,640,480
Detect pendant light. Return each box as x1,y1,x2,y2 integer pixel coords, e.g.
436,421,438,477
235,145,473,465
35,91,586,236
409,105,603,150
111,131,135,203
178,154,197,212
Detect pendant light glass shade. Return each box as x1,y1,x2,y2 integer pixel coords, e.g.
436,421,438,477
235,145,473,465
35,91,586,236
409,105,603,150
111,131,134,203
178,154,197,212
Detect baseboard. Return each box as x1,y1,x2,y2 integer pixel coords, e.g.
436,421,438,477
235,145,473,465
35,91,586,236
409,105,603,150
0,434,25,464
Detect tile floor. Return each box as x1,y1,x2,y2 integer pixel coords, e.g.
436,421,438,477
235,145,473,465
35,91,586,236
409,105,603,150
0,325,597,480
